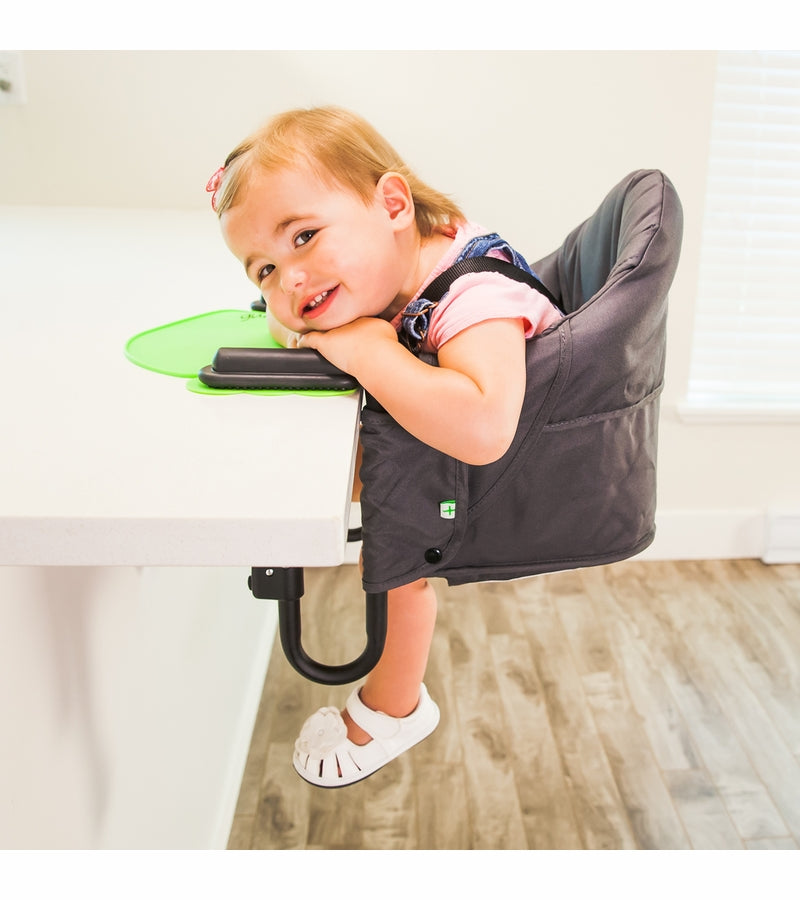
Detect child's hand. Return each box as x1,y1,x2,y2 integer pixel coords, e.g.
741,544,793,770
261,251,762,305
298,317,398,374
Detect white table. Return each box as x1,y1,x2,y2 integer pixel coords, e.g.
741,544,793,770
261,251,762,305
0,206,362,568
0,205,364,848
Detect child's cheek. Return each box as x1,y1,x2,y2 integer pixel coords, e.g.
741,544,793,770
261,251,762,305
265,305,298,347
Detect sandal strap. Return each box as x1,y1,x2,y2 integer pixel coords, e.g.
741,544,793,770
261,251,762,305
345,684,429,741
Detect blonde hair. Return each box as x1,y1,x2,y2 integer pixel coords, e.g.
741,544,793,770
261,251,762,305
214,106,464,237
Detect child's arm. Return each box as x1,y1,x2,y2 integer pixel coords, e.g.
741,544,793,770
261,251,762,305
300,316,526,465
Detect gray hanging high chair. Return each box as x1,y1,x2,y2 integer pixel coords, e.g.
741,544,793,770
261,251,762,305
246,169,684,684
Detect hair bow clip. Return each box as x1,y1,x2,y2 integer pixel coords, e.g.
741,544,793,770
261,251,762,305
205,165,225,211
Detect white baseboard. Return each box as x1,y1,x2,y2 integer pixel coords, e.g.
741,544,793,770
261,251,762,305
762,511,800,564
638,509,768,562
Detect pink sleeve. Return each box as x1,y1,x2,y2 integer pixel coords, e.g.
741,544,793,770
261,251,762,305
425,272,563,351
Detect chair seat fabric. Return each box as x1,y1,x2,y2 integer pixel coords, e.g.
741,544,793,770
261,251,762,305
359,170,684,593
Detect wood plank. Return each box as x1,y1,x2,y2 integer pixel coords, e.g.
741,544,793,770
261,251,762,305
489,631,583,849
553,571,690,848
518,580,638,849
663,769,743,849
413,761,473,849
597,561,790,843
580,566,701,772
413,579,468,768
480,578,534,638
684,643,800,841
745,836,799,850
251,743,311,850
707,559,800,755
414,581,479,848
673,564,800,842
229,559,800,851
304,771,367,850
226,814,254,850
734,560,800,644
582,669,691,849
446,582,529,849
359,753,419,850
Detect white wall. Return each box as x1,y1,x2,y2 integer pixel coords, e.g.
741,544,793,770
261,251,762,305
0,565,275,848
1,50,798,849
3,49,797,558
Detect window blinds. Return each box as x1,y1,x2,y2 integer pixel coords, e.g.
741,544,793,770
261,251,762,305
684,50,800,418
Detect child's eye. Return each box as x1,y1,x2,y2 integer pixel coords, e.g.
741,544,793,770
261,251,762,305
257,264,274,282
294,230,316,247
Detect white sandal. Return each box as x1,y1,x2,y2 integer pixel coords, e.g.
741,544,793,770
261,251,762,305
292,683,440,788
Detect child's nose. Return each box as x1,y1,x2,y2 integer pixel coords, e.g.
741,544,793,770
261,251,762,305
280,264,306,295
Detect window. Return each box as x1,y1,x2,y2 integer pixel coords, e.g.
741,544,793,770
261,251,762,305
682,51,800,421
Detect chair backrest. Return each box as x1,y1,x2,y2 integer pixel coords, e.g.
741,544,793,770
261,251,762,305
532,168,683,423
359,170,684,593
537,169,682,311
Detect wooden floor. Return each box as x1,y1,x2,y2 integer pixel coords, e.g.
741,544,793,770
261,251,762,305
227,558,800,850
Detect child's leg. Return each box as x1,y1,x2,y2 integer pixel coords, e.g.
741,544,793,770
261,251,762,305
293,439,439,787
293,574,439,787
344,437,437,743
342,577,437,745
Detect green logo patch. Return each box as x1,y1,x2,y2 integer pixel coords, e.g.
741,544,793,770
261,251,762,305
439,500,456,520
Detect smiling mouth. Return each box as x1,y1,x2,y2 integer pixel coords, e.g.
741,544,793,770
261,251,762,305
302,287,337,318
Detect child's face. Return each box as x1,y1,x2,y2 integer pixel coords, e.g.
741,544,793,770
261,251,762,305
221,163,414,335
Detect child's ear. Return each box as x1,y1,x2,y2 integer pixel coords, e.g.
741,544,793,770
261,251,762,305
376,173,415,228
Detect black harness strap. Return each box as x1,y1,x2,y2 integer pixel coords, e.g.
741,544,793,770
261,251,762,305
421,256,564,313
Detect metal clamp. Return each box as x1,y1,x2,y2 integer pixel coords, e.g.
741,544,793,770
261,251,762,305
248,566,387,685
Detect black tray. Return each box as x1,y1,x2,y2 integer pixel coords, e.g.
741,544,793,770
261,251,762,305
198,347,358,391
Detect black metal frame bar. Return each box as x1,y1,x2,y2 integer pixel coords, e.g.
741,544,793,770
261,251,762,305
247,564,388,685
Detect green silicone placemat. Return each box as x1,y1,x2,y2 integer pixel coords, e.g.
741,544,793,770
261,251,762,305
125,309,355,397
125,309,280,377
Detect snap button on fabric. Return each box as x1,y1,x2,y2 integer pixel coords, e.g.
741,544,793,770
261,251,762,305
424,547,443,564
